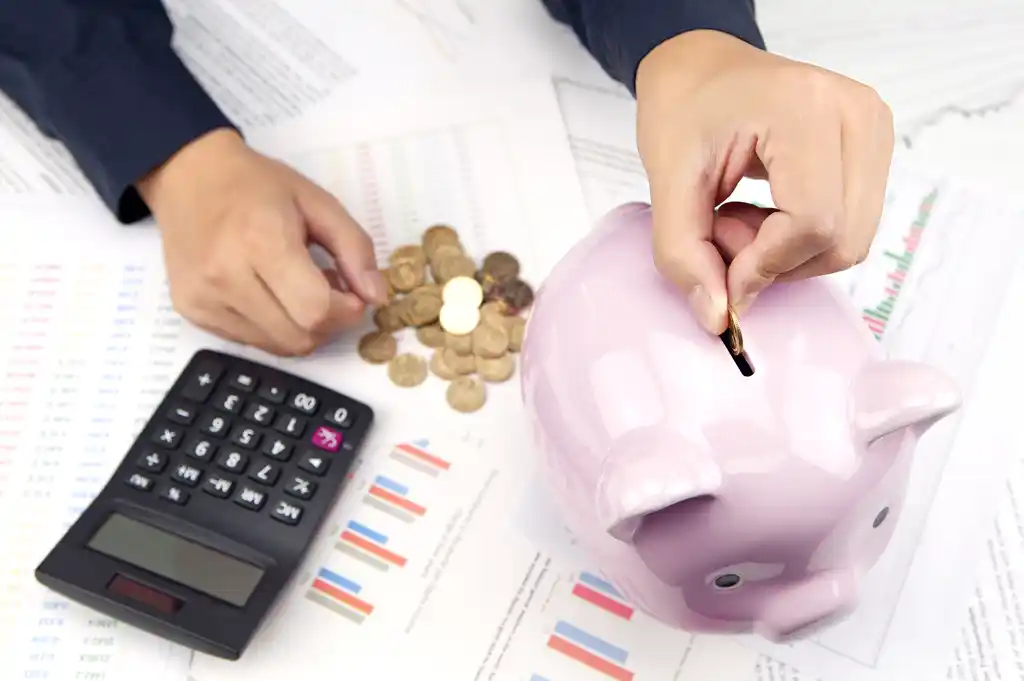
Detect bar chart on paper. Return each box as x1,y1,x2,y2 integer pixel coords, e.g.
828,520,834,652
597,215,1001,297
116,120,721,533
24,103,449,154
0,259,195,681
301,439,443,627
468,557,757,681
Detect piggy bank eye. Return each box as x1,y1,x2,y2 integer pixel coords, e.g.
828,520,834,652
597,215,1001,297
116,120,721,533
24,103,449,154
712,573,742,589
872,506,889,528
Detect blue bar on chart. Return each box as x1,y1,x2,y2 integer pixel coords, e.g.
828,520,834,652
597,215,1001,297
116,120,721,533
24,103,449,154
573,571,635,620
546,619,634,681
336,519,407,570
363,474,426,522
387,439,450,477
304,567,375,624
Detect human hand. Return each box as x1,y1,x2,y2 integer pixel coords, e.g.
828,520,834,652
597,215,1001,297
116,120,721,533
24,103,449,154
137,128,387,356
635,30,894,334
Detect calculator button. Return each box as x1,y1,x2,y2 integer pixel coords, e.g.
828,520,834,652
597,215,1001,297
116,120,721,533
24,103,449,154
233,485,268,511
125,473,153,491
325,406,356,428
180,361,223,402
249,461,280,486
244,402,275,426
185,437,218,462
289,391,319,414
202,475,234,498
229,372,258,392
167,403,197,425
136,451,167,473
297,450,330,476
274,413,305,437
150,425,182,449
198,412,231,437
170,463,202,487
158,484,189,505
284,475,316,500
258,383,286,404
214,391,244,414
270,499,303,525
217,449,249,473
310,425,342,452
230,426,262,450
262,437,293,462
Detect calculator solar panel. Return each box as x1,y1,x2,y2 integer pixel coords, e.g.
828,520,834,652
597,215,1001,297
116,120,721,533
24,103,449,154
35,349,374,660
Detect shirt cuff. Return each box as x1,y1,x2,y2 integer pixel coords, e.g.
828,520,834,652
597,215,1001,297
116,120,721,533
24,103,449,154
38,34,236,223
595,0,767,95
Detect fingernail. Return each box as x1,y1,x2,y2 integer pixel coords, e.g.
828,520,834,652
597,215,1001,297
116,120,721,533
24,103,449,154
689,285,726,333
362,269,387,303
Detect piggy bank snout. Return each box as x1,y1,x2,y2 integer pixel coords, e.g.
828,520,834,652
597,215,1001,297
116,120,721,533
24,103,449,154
755,569,858,641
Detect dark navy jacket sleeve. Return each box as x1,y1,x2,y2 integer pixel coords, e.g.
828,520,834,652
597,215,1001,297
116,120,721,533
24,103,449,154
541,0,765,95
0,0,236,222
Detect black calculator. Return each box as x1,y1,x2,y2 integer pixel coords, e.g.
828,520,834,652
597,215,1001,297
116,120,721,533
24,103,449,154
35,349,374,660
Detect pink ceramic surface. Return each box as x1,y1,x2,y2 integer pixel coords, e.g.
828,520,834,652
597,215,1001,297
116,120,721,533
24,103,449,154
519,202,961,641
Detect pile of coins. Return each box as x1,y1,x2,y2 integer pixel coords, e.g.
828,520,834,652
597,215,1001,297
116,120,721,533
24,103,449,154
357,224,533,413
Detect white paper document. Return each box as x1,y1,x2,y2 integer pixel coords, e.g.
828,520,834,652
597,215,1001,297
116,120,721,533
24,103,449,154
0,256,198,681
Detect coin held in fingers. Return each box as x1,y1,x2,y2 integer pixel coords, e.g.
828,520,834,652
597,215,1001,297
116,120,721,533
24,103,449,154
725,305,744,356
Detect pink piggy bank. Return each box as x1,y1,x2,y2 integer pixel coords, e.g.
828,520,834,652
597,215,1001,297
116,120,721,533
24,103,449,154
518,202,961,641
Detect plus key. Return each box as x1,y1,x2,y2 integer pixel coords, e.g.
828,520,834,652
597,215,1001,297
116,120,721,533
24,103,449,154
310,425,341,452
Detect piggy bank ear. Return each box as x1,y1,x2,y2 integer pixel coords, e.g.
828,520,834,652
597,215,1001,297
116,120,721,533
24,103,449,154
850,360,961,447
595,427,722,543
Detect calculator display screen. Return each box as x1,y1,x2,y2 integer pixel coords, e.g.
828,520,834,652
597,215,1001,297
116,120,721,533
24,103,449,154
87,513,264,608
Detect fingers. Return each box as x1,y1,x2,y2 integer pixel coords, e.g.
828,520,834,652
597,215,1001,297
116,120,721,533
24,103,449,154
187,303,292,356
296,180,388,306
649,158,730,334
712,202,773,262
727,95,845,312
761,84,894,284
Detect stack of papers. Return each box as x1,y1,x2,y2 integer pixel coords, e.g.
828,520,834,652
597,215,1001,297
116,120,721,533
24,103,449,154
1,2,1022,681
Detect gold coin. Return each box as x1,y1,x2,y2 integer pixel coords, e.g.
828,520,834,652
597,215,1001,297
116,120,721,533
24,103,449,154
429,348,457,380
506,316,526,352
387,261,423,293
479,300,507,321
389,244,426,270
726,305,744,355
423,224,460,250
402,288,443,327
428,243,463,266
438,303,480,336
357,331,397,364
373,303,405,332
387,353,428,387
416,323,446,348
418,281,442,297
442,347,476,375
442,275,484,308
471,319,509,358
446,375,486,413
482,251,520,283
476,353,515,382
445,331,473,355
433,255,477,283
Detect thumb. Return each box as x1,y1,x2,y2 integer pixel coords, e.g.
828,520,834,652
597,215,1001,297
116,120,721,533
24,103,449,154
294,181,388,305
650,178,729,334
